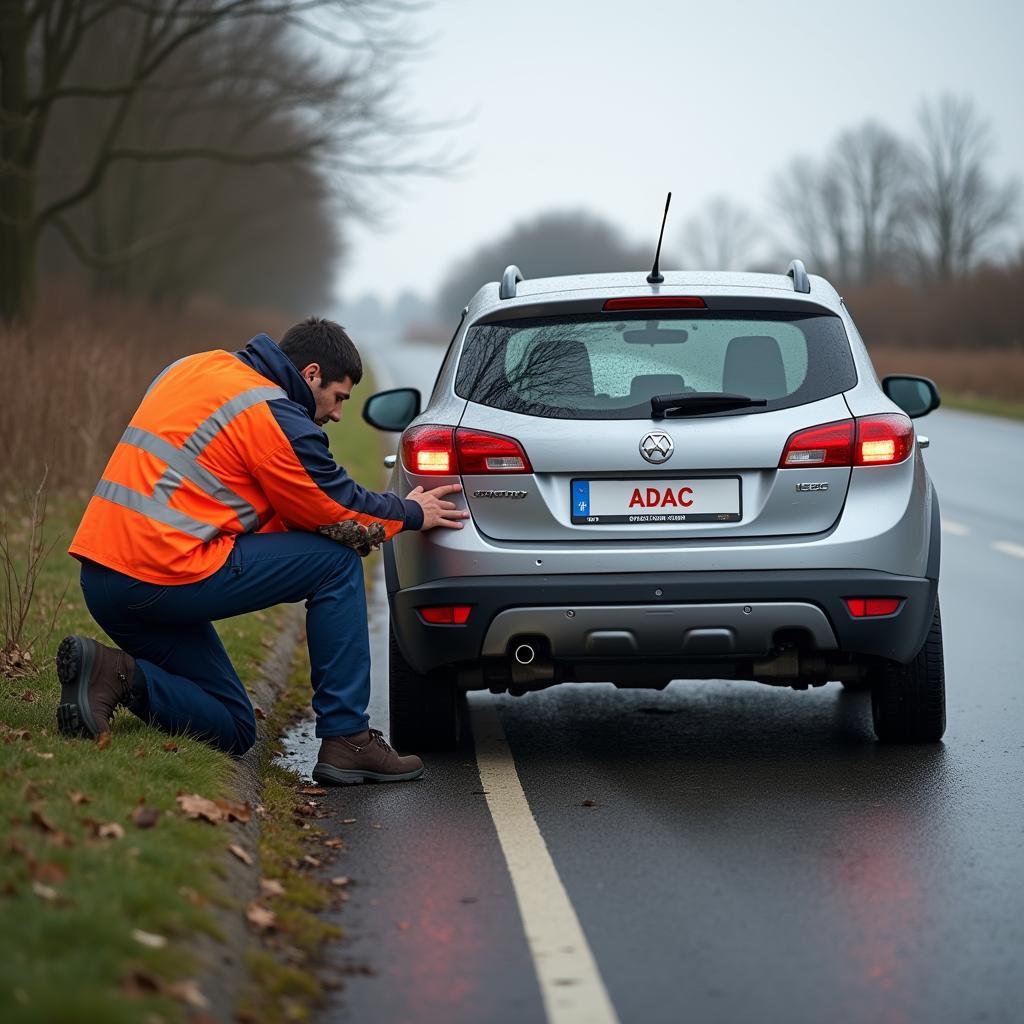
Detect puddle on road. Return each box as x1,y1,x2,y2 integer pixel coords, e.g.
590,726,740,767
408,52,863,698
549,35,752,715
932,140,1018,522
275,561,391,782
275,714,319,780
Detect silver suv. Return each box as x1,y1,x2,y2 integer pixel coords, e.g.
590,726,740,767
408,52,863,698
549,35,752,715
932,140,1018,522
364,261,944,750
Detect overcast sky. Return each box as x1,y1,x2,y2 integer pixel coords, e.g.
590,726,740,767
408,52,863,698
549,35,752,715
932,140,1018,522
334,0,1024,308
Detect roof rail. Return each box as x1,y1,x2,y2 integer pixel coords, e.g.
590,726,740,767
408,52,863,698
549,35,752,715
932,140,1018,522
500,264,524,300
786,259,810,294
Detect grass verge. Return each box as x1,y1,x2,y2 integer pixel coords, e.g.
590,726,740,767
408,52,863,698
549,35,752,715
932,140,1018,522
0,366,385,1020
236,372,388,1022
942,392,1024,421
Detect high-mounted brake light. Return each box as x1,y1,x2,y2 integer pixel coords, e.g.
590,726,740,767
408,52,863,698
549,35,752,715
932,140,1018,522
401,425,456,475
455,428,532,474
845,598,902,617
602,296,707,311
401,425,532,475
418,605,472,625
780,414,915,468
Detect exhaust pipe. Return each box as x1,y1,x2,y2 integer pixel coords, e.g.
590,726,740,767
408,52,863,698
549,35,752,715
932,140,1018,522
514,643,536,665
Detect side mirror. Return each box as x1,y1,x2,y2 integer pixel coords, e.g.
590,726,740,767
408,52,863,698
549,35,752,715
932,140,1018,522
882,375,941,419
362,388,421,432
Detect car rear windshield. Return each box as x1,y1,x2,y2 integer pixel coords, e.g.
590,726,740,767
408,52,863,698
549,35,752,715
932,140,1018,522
454,311,857,419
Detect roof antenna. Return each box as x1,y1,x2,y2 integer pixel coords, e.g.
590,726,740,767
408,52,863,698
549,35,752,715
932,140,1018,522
646,191,672,285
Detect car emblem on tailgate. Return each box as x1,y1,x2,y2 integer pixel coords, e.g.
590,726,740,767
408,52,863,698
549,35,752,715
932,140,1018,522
640,431,674,464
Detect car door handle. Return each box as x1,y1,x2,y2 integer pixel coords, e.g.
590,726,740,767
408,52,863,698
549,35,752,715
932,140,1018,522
384,454,397,468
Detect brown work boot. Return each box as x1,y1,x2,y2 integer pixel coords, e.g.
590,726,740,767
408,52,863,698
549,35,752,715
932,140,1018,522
56,635,136,739
312,729,424,785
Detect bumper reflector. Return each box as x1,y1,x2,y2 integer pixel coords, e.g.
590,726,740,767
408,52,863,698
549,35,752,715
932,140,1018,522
418,605,473,625
845,597,902,617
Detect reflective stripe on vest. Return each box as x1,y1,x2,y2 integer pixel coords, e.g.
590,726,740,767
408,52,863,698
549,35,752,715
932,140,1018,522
119,426,260,532
94,480,221,541
95,384,287,540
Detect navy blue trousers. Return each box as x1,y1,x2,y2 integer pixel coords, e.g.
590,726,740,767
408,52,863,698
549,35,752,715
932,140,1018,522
79,531,370,754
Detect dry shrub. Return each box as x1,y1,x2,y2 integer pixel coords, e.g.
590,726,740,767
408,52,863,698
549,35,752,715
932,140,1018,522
0,283,289,491
844,261,1024,352
868,347,1024,404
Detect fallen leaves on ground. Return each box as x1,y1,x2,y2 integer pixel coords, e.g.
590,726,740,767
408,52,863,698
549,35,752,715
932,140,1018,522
130,805,161,829
131,929,167,949
67,790,90,805
254,706,266,720
228,843,253,866
329,876,350,888
96,732,111,750
581,799,597,808
0,644,34,679
31,860,69,885
178,886,206,907
298,786,327,796
80,818,125,841
30,807,58,834
164,979,209,1010
122,972,209,1011
19,690,37,702
246,902,276,932
161,742,178,753
133,747,147,758
176,793,251,825
322,838,344,849
0,722,31,742
259,877,285,898
31,881,59,902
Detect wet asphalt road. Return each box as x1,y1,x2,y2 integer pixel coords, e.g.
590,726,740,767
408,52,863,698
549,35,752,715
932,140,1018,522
280,341,1024,1024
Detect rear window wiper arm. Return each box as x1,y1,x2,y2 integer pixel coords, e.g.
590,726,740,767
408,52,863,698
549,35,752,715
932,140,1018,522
651,392,769,418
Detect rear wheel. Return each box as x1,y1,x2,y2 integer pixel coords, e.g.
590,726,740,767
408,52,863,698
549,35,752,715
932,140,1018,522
388,622,465,752
870,600,946,742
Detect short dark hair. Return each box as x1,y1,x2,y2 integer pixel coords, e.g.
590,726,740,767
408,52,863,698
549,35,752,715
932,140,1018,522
279,317,362,386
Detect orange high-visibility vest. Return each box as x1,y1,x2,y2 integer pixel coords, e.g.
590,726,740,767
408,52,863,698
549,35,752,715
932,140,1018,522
70,335,419,584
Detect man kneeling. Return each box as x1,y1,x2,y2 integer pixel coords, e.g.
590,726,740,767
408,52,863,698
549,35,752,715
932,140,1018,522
57,318,465,783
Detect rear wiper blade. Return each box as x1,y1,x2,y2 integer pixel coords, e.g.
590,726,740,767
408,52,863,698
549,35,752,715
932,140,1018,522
651,392,768,418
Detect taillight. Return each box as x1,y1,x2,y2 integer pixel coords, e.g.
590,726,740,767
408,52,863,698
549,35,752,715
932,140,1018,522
854,414,914,466
779,419,854,467
401,425,532,474
779,414,915,468
602,296,707,311
455,428,532,474
418,605,472,625
845,598,902,617
401,425,456,475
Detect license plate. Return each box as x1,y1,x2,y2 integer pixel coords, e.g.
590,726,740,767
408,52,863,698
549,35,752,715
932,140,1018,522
571,477,741,524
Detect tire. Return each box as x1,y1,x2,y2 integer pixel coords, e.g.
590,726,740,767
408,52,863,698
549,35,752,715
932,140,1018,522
869,600,946,742
388,622,465,752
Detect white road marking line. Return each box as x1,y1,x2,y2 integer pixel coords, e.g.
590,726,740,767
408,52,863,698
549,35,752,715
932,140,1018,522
941,519,971,536
993,540,1024,560
471,699,620,1024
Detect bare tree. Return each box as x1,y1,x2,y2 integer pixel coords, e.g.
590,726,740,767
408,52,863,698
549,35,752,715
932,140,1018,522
775,123,914,286
831,121,913,283
678,196,761,270
774,155,853,282
907,94,1018,280
0,0,438,322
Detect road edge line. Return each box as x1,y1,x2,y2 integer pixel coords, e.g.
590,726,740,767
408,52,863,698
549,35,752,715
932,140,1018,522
471,698,621,1024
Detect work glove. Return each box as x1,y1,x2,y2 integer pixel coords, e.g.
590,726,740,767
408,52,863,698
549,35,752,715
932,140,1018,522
317,520,386,557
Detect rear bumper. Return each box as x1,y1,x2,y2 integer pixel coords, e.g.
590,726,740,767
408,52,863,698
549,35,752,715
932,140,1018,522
387,569,938,674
